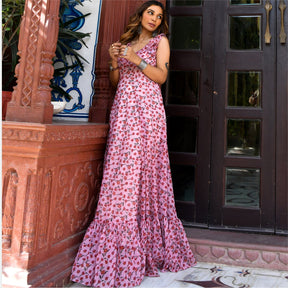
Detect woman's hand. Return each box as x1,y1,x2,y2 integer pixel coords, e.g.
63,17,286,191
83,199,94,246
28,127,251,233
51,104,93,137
109,42,121,87
119,45,140,64
121,37,170,85
109,42,121,62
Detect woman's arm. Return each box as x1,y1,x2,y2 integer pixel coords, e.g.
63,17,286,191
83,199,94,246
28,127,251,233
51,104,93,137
120,37,170,85
108,42,121,87
109,59,120,88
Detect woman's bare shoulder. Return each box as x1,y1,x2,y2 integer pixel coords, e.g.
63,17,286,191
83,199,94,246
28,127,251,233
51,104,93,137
158,35,170,50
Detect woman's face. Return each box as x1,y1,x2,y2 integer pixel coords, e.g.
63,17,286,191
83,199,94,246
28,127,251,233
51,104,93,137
141,5,163,34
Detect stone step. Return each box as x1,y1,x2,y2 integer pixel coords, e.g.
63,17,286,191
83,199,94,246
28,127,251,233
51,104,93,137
186,227,288,271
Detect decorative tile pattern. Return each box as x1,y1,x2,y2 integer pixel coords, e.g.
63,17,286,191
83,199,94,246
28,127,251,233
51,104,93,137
69,262,288,288
189,239,288,271
52,0,86,111
52,0,102,120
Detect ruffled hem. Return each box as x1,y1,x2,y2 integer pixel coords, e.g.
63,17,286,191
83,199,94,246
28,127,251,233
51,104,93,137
71,218,145,288
139,215,196,277
71,215,196,288
160,217,197,272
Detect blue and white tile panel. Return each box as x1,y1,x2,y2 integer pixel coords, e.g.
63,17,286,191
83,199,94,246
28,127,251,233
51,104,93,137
53,0,102,121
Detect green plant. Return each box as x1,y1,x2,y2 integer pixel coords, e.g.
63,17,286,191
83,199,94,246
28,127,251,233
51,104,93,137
2,0,25,91
57,0,90,69
2,0,90,100
51,0,91,100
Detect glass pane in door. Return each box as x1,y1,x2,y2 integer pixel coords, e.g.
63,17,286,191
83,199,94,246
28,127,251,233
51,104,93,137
170,16,201,50
172,0,202,6
230,0,261,5
225,168,260,208
228,71,261,107
227,119,261,156
230,16,261,50
171,165,195,202
168,71,199,105
167,116,198,153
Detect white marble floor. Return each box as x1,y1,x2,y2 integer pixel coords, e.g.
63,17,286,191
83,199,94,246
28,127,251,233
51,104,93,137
69,262,288,288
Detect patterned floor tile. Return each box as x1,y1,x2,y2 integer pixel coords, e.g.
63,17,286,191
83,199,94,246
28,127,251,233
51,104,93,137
138,262,288,288
69,262,288,288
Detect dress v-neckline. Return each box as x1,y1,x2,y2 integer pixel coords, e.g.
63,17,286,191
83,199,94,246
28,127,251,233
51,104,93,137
129,37,153,53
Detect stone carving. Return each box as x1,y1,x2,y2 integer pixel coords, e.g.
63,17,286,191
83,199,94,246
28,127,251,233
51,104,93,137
44,128,108,143
2,125,107,144
59,167,69,188
56,166,72,221
94,161,104,203
228,248,243,260
54,220,65,240
190,239,288,271
21,170,38,254
245,250,259,262
211,246,226,259
2,128,44,142
279,253,288,265
262,251,277,264
2,2,152,287
37,0,60,108
70,162,97,233
53,161,103,244
21,0,42,107
2,169,18,249
6,0,60,123
37,169,52,249
74,183,90,212
195,244,210,257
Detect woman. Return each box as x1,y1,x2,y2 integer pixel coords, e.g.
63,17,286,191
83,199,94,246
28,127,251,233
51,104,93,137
70,1,196,287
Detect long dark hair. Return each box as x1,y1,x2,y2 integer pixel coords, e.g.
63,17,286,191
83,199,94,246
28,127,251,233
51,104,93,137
119,1,169,45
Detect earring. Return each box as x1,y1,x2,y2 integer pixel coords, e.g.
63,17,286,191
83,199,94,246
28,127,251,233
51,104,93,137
137,25,142,35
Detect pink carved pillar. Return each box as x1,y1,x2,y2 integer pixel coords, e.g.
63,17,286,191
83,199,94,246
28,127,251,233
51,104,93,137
89,0,129,123
5,0,60,124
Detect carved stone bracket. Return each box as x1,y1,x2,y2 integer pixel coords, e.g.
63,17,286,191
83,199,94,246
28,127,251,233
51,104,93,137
6,0,61,123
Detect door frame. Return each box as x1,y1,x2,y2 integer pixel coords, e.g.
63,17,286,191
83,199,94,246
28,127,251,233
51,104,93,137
275,0,288,234
165,0,216,226
166,0,287,234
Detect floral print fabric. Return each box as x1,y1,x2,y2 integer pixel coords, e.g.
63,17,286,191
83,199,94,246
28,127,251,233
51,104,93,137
71,34,196,288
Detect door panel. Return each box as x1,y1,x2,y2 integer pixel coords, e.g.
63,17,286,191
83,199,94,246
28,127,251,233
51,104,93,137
166,0,287,233
275,0,288,234
166,0,214,225
210,0,276,231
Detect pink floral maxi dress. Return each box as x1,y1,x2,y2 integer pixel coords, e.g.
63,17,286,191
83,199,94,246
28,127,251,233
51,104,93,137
70,34,196,288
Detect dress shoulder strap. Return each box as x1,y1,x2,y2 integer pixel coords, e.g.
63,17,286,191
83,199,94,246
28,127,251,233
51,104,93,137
149,33,167,49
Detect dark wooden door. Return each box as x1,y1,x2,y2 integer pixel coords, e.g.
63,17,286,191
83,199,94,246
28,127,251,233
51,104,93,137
275,0,288,235
166,0,287,233
210,0,277,232
165,0,215,226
